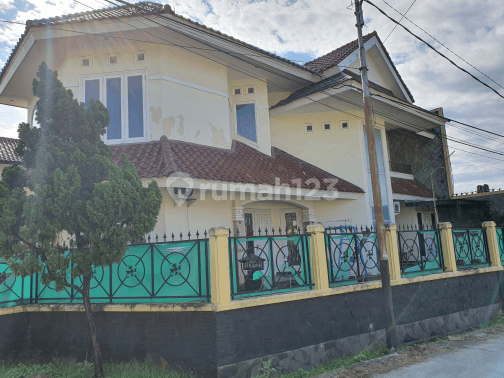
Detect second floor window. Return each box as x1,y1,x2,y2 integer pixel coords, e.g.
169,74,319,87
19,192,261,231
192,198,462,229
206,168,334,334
236,103,257,143
84,73,146,143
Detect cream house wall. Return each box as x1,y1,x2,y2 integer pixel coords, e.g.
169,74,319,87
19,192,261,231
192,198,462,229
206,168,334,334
26,36,232,149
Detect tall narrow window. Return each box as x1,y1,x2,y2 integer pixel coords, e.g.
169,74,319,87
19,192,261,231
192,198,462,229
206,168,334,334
106,78,122,140
236,103,257,142
84,80,99,109
127,75,144,138
364,127,390,223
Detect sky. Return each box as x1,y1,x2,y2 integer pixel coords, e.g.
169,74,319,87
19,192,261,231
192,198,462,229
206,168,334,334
0,0,503,194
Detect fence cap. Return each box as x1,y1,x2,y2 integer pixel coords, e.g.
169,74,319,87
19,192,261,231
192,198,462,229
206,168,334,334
306,224,325,233
482,221,497,228
208,227,229,237
438,222,452,230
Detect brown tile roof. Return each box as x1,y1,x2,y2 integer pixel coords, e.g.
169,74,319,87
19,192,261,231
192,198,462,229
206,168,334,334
391,177,432,198
0,137,21,164
0,2,314,88
110,136,364,193
304,31,414,103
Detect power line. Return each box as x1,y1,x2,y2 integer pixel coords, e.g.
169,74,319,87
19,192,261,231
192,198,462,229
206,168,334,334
364,0,504,99
382,0,417,43
456,155,504,173
380,0,504,91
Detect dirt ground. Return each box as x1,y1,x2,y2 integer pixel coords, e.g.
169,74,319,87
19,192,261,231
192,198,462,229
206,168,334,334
316,325,504,378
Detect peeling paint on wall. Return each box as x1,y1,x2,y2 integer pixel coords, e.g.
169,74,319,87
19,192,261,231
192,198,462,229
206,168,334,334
177,115,185,136
163,116,175,138
195,129,201,139
210,123,230,149
150,106,162,124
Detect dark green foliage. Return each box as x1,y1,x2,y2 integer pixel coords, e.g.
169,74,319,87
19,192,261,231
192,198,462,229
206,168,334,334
0,61,162,291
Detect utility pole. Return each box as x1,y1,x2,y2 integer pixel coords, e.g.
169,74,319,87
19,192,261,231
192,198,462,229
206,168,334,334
354,0,397,349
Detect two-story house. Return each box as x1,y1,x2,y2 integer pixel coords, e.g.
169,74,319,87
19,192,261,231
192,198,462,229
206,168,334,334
0,2,449,236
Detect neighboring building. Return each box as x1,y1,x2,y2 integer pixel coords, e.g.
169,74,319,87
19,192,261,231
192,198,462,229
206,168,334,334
0,2,447,234
0,137,21,174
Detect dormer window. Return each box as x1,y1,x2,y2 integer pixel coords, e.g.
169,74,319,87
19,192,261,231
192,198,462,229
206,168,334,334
83,73,147,143
235,103,257,142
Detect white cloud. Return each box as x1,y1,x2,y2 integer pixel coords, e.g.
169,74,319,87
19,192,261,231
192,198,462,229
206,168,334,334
0,120,19,138
0,0,503,193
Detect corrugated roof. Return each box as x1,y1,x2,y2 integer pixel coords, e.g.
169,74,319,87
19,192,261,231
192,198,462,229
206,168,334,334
0,2,314,88
0,137,21,164
110,136,364,193
391,177,432,198
305,31,415,103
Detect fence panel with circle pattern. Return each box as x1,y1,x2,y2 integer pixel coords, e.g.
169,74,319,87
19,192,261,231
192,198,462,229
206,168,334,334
0,238,210,308
452,228,490,269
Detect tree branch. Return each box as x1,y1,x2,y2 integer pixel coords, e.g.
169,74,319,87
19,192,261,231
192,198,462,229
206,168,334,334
13,234,40,254
65,281,83,294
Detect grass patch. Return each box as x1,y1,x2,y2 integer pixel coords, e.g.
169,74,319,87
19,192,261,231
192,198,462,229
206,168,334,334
0,360,196,378
257,344,391,378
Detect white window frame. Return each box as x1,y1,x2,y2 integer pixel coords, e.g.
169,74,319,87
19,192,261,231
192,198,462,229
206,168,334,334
233,87,243,96
135,51,147,63
80,70,149,145
305,123,314,133
107,53,120,66
340,120,350,130
246,85,256,95
80,55,92,68
234,101,259,145
322,121,332,131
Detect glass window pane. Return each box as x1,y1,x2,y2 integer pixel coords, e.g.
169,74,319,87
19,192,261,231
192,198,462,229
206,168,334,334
127,75,144,138
379,174,390,222
236,104,257,142
85,80,99,109
106,78,122,140
374,129,385,174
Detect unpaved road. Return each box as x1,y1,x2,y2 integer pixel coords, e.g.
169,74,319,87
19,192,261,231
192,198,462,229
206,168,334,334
317,326,504,378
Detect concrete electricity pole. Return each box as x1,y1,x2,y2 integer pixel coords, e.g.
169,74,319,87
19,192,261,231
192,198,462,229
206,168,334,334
354,0,397,349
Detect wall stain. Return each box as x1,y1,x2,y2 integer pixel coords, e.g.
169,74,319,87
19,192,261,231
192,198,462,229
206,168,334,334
163,116,175,138
150,106,162,124
195,129,201,139
210,123,230,148
177,115,185,136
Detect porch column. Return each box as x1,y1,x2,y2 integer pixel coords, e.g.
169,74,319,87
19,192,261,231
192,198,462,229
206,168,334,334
306,224,329,291
209,227,231,305
439,222,457,273
482,221,501,267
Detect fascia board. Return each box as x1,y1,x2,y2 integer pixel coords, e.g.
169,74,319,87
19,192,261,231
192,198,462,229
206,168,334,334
373,94,445,126
392,193,434,201
0,33,35,98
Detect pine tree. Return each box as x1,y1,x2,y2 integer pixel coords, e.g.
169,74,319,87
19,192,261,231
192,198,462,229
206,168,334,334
0,62,162,377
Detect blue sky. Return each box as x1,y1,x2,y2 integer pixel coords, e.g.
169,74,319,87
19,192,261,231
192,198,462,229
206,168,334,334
0,0,503,193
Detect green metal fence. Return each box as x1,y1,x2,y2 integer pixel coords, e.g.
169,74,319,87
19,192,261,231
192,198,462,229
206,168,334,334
228,231,313,299
452,228,490,269
498,228,504,266
0,238,210,308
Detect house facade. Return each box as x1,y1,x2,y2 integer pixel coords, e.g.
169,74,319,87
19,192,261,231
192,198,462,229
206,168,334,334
0,2,448,235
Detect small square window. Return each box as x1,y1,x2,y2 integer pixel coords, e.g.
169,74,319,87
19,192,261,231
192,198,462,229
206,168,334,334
340,121,350,130
233,87,242,96
246,86,255,95
323,122,332,131
305,124,314,133
108,54,119,65
80,56,91,68
136,51,147,63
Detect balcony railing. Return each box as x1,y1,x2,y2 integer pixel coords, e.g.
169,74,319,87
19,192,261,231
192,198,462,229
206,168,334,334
390,162,412,175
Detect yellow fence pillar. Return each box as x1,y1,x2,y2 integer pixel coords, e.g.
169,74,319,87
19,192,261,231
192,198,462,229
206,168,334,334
483,221,501,267
385,224,402,281
439,222,457,273
307,224,330,291
209,227,231,306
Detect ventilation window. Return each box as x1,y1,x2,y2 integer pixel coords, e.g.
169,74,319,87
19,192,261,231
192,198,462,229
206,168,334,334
340,121,350,130
323,122,332,131
108,54,119,65
305,124,314,133
233,87,242,96
136,51,146,63
80,56,91,68
246,86,255,95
